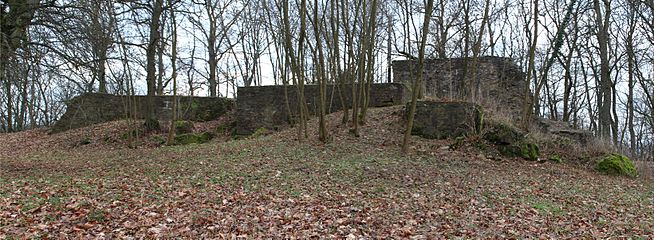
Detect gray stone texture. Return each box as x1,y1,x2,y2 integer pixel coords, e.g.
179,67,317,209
533,117,594,145
407,101,483,139
235,83,404,135
51,93,233,133
393,56,528,123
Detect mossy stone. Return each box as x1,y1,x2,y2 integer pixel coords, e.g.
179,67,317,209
174,132,214,145
596,154,637,177
496,141,540,161
252,127,269,137
174,120,194,134
497,145,520,157
483,122,524,145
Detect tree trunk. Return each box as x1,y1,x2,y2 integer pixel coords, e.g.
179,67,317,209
522,0,539,129
313,0,329,142
593,0,612,141
144,0,164,131
167,0,178,145
402,0,434,153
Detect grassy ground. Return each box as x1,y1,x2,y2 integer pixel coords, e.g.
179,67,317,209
1,107,653,238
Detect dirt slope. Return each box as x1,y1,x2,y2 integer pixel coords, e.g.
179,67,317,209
1,107,653,238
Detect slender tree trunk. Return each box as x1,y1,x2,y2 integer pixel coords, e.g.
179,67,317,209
626,3,636,152
3,63,12,133
313,0,329,142
167,0,178,145
144,0,164,131
522,0,538,129
402,0,434,153
359,0,379,124
593,0,612,140
208,4,218,96
468,0,491,102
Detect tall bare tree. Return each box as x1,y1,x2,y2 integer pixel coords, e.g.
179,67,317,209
402,0,434,153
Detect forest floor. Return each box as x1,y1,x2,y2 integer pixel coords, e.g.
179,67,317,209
1,106,654,238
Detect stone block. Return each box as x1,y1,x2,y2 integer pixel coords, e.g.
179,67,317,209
408,101,483,139
51,93,234,133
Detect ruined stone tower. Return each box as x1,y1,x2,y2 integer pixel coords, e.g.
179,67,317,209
392,56,529,122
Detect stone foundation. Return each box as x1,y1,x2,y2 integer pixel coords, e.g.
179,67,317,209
51,93,233,133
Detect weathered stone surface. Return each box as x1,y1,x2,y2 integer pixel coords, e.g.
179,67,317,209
483,120,525,145
52,93,233,133
533,117,593,145
393,56,529,123
408,101,482,139
235,83,404,135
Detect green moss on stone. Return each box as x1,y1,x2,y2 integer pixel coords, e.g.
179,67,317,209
174,132,213,145
596,154,637,177
497,145,519,157
252,127,269,137
496,141,540,161
483,122,524,145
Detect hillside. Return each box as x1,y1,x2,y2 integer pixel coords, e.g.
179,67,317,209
1,106,653,238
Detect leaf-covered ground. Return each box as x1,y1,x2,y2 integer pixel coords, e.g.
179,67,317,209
1,107,653,238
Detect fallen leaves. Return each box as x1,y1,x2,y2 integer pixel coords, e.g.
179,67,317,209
1,107,654,238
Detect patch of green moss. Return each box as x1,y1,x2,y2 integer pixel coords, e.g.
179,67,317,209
549,155,563,163
483,122,524,145
596,154,637,177
476,108,484,134
520,143,540,161
495,141,539,161
174,120,194,134
174,132,214,145
252,127,269,137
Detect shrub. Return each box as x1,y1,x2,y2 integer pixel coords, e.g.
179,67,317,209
174,120,194,134
549,155,563,163
520,143,540,161
596,154,637,177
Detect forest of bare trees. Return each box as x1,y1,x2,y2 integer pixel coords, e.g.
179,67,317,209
1,0,654,158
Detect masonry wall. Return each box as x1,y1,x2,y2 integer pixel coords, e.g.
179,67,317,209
393,56,528,122
235,83,404,135
51,93,234,133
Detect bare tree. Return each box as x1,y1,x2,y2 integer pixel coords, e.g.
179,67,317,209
402,0,434,153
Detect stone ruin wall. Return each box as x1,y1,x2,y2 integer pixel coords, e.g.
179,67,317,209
51,93,234,133
235,83,404,135
53,57,529,135
393,56,528,123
